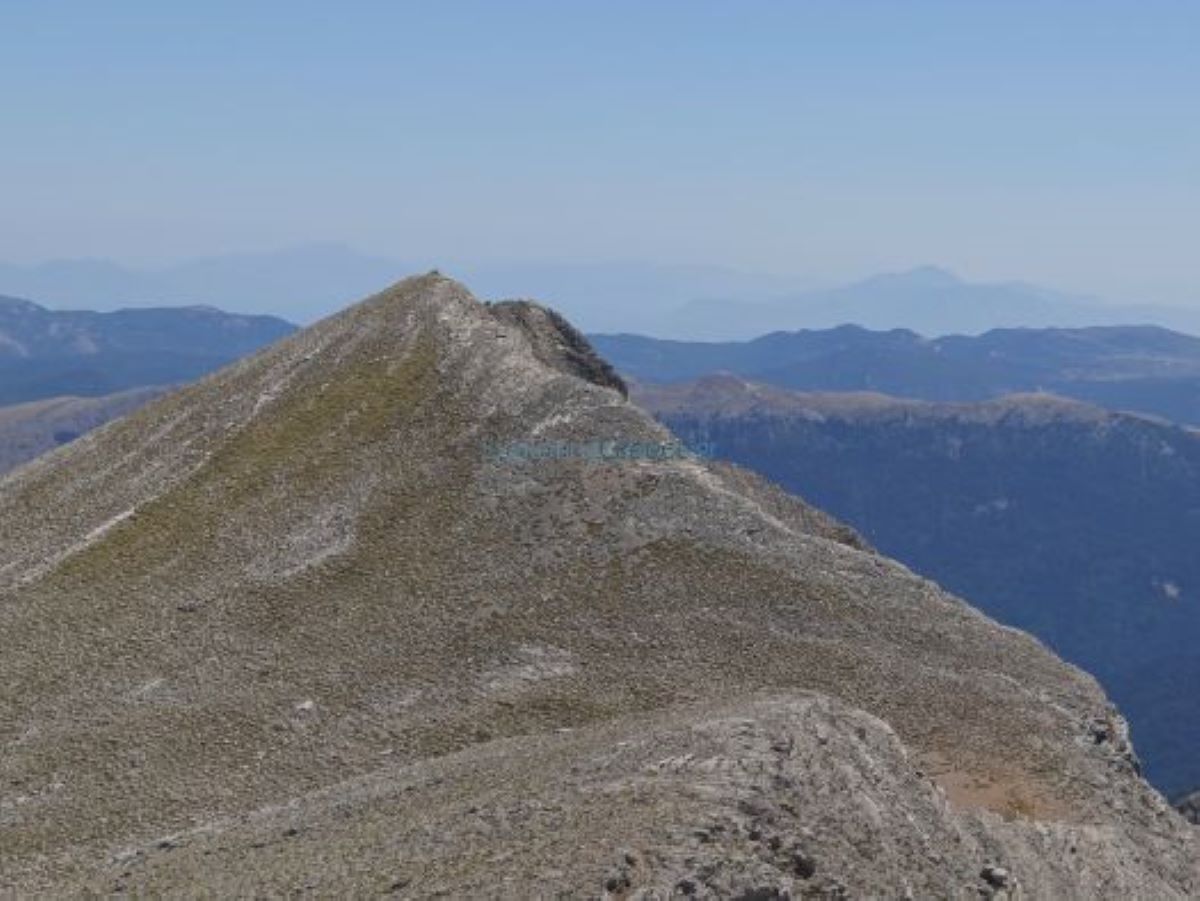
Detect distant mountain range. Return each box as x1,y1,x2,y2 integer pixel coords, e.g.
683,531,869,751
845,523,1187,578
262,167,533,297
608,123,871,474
5,248,1200,338
0,246,814,333
0,295,294,406
0,246,405,325
672,266,1200,340
639,375,1200,797
595,323,1200,425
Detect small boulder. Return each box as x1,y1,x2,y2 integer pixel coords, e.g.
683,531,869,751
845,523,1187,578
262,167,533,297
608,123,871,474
980,864,1010,888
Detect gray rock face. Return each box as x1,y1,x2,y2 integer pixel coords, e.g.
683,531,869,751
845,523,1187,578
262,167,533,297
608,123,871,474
492,299,629,397
0,275,1196,896
1177,791,1200,825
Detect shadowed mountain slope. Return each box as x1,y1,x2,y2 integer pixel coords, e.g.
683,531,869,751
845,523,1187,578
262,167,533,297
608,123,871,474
1,276,1195,896
639,375,1200,798
0,388,167,476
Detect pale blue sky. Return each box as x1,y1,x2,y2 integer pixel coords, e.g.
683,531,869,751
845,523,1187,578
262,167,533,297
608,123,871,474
3,1,1198,303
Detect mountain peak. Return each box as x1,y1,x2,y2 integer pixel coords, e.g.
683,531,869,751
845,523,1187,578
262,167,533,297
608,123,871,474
864,264,963,289
0,294,42,313
330,273,631,399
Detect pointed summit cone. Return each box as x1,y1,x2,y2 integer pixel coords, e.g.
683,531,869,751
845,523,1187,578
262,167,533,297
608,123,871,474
2,275,1196,895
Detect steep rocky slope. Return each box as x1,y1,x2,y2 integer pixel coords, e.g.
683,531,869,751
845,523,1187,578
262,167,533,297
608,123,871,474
1,276,1195,896
0,388,166,476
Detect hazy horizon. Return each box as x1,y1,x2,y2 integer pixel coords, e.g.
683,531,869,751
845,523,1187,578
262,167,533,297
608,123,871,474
9,245,1200,341
4,1,1200,310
